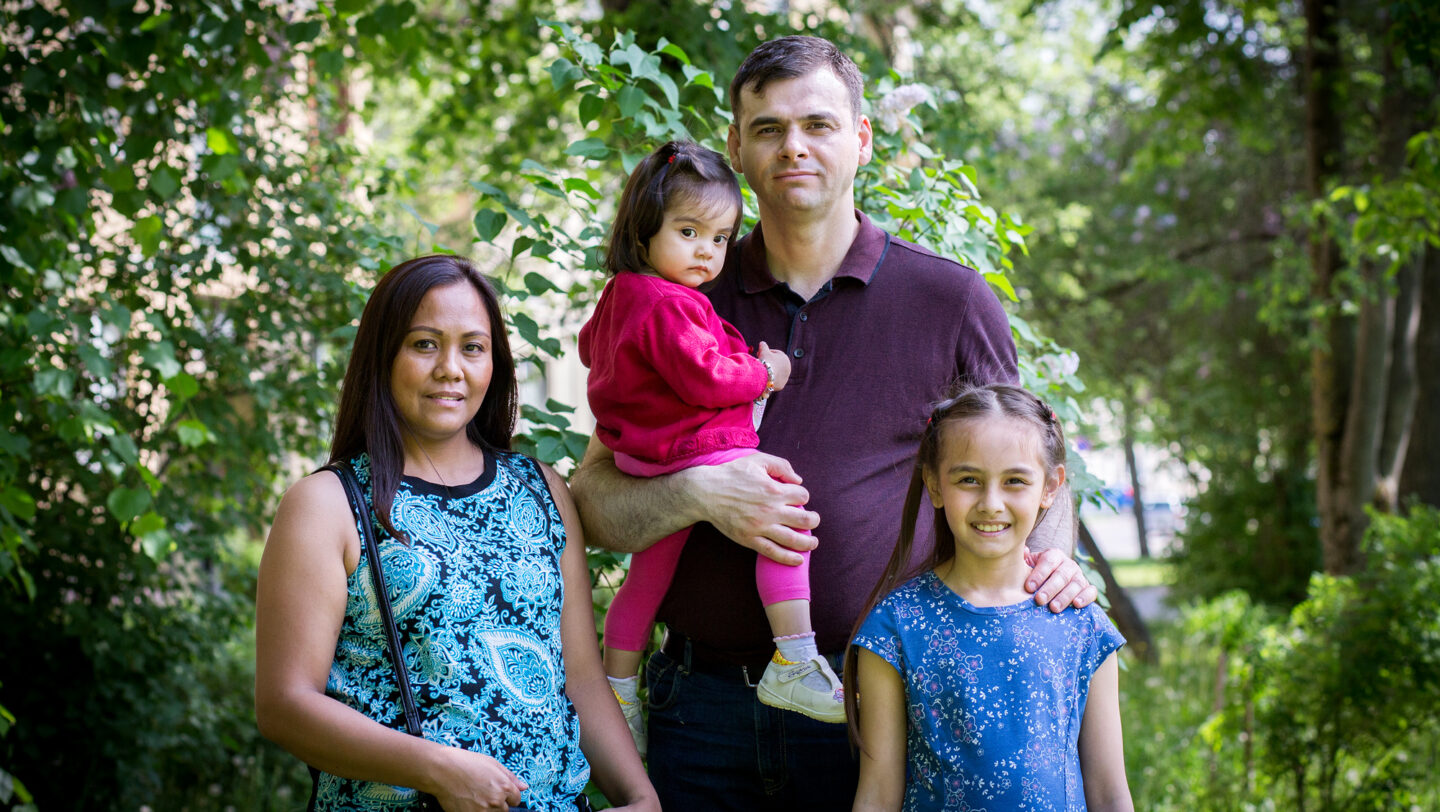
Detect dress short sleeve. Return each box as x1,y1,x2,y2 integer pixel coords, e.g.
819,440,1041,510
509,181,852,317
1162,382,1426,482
852,592,907,674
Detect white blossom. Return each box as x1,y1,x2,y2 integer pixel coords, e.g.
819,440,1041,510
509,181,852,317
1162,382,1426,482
874,83,931,133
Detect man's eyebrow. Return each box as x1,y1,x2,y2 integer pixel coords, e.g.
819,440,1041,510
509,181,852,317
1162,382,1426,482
745,111,841,127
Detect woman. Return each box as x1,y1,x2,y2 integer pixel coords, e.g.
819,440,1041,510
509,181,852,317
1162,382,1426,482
255,255,658,811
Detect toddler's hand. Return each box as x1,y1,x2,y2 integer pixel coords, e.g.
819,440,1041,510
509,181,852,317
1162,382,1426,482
757,341,792,392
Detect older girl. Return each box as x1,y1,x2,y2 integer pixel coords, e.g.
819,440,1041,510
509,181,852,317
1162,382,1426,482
847,384,1131,811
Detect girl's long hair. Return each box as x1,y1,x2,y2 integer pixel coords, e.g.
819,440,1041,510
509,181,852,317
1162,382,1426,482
604,140,743,276
843,383,1067,750
327,254,517,541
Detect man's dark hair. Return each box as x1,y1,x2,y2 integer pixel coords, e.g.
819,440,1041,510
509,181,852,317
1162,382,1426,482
729,35,864,123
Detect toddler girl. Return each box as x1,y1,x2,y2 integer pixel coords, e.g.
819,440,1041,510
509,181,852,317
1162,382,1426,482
578,141,846,757
846,384,1132,811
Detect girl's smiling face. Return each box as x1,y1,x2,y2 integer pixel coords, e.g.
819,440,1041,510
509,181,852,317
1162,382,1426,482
924,414,1065,563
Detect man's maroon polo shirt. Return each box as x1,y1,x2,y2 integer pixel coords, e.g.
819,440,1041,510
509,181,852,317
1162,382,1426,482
656,212,1019,661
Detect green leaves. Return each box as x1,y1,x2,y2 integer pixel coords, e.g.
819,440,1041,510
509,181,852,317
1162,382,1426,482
106,487,152,524
0,488,35,523
205,127,240,155
140,340,181,379
549,57,583,90
132,215,163,256
176,419,215,448
148,164,182,200
514,402,589,466
474,209,507,243
510,312,561,357
564,138,609,160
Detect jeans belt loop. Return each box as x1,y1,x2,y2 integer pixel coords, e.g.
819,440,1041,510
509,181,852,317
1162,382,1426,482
670,632,764,688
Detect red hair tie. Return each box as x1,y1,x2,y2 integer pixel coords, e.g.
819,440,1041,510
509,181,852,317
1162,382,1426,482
667,155,676,163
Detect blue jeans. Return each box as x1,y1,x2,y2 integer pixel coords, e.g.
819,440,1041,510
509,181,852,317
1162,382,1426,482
644,643,859,809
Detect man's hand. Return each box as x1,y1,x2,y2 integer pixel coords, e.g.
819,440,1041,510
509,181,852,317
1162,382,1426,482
1023,547,1098,612
680,452,818,565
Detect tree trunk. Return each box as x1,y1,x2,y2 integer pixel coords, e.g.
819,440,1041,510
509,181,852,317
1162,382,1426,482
1335,273,1393,548
1400,243,1440,507
1305,0,1362,575
1376,254,1419,511
1123,400,1151,558
1077,520,1155,663
1372,16,1421,514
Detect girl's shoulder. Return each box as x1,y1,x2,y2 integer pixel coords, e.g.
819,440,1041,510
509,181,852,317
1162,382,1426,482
871,571,948,614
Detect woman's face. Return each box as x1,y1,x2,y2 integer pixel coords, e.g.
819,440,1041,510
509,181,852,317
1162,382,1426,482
389,281,494,449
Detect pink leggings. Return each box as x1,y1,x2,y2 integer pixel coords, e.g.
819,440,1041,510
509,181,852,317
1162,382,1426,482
601,447,813,653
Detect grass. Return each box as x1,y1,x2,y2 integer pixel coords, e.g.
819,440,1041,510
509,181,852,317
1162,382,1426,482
1109,557,1175,589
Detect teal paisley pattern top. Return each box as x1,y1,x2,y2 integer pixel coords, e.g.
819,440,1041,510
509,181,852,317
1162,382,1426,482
311,451,589,811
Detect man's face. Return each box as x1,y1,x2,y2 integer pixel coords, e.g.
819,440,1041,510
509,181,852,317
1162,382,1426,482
727,67,873,222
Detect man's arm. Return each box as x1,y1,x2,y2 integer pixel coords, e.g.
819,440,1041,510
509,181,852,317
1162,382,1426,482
568,433,819,564
1024,482,1099,611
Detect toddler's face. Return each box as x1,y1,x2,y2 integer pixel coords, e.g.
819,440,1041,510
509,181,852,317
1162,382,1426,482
643,203,738,289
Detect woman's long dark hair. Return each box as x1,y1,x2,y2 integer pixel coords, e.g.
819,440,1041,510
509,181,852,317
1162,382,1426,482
328,254,517,541
843,383,1067,750
604,140,743,276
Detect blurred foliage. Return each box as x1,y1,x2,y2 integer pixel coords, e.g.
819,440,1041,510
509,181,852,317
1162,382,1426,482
1168,464,1320,607
5,0,1433,807
0,0,387,806
893,0,1436,597
1123,506,1440,810
0,0,1080,806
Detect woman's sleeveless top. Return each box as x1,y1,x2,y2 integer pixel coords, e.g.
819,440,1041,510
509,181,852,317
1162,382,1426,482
310,451,589,811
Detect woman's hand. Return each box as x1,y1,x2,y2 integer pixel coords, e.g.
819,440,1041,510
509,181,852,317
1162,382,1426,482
428,748,528,811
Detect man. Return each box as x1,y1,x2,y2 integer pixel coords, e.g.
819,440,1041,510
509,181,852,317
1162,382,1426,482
570,35,1096,808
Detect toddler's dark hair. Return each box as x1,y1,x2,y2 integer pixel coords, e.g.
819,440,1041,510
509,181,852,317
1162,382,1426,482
605,140,743,276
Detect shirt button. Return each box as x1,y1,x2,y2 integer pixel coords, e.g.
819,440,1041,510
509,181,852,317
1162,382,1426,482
793,348,804,358
799,313,808,322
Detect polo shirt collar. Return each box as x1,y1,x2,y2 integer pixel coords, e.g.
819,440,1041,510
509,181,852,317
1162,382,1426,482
737,209,890,295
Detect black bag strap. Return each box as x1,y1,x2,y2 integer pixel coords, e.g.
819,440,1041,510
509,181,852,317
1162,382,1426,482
322,463,424,738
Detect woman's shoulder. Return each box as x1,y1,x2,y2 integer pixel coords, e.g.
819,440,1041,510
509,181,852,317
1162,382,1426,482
266,466,359,567
490,449,568,495
281,465,352,514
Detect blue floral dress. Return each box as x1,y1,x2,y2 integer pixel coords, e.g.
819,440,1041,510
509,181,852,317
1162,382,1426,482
310,451,589,811
853,571,1124,811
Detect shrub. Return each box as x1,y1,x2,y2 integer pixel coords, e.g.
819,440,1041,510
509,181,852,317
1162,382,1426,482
1124,507,1440,811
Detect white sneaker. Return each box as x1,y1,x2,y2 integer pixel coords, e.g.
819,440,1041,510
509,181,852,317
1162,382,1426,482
613,685,647,759
756,652,846,723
